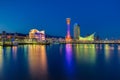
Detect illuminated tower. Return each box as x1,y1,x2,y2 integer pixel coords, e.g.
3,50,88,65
74,23,80,40
65,18,72,41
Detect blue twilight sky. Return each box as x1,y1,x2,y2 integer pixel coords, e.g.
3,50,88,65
0,0,120,39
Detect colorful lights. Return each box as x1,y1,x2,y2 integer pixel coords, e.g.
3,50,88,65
65,18,72,42
28,45,48,78
66,44,72,65
66,18,71,25
74,23,80,40
0,46,3,72
65,18,95,42
104,44,115,62
12,46,17,59
79,33,95,41
74,44,96,64
29,29,45,41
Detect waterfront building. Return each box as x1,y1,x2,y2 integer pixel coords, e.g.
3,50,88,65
74,23,80,40
73,23,95,41
65,18,72,42
79,33,95,41
1,31,7,39
0,31,27,40
29,29,45,40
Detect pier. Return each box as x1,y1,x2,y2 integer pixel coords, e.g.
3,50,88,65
1,40,120,46
61,40,120,44
0,40,50,46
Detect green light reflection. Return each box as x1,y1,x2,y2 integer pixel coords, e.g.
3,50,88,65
74,44,96,65
0,46,3,74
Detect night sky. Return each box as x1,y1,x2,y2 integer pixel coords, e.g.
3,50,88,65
0,0,120,39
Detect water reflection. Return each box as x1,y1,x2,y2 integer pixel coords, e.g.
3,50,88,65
6,47,11,60
0,46,3,76
74,44,96,65
65,44,74,78
28,45,48,79
0,44,120,79
12,46,17,60
118,45,120,50
23,45,28,57
59,45,63,55
118,45,120,53
66,44,72,65
104,44,114,61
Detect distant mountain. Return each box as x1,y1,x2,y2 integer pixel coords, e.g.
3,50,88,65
0,32,28,36
0,32,65,38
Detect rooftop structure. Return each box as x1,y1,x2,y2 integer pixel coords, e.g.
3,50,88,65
73,23,95,41
79,33,95,41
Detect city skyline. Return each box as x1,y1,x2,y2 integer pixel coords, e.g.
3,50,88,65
0,0,120,39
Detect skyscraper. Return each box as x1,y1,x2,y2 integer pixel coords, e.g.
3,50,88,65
74,23,80,40
65,18,72,41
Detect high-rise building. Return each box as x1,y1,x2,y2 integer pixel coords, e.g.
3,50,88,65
74,23,80,40
73,23,95,41
65,18,72,41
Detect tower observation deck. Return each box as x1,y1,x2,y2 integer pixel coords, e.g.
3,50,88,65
65,18,72,42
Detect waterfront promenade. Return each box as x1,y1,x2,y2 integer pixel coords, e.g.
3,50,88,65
0,40,50,46
0,40,120,46
61,40,120,44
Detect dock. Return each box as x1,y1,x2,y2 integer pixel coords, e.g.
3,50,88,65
0,40,120,46
60,40,120,44
0,41,51,46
